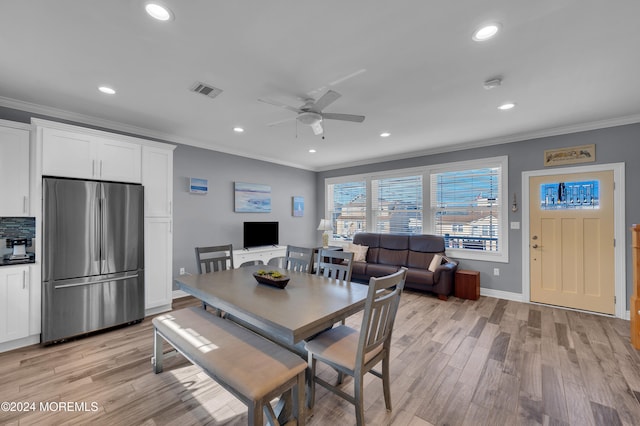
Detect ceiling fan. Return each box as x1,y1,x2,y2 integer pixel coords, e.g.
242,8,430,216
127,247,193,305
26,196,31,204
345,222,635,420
258,90,365,135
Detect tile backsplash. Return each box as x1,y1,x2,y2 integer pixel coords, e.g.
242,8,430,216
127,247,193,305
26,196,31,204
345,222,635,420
0,217,36,240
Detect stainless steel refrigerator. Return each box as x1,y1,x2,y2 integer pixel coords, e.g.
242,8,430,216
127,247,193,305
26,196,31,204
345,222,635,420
42,177,144,344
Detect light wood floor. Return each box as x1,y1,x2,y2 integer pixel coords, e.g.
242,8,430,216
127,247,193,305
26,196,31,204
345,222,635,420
1,292,640,425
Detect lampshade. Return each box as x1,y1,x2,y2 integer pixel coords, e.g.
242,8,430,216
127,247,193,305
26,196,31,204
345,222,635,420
317,219,333,231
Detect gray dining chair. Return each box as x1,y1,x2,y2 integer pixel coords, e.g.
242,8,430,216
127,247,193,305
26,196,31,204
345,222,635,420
239,259,264,267
316,249,354,282
195,244,234,314
305,267,407,426
195,244,234,273
285,245,313,273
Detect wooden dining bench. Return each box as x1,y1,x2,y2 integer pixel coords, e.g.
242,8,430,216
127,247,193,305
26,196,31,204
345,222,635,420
152,307,306,425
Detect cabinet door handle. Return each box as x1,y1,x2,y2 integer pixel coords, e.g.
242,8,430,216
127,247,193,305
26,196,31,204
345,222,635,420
100,160,103,177
23,196,28,214
169,201,172,215
92,159,96,177
23,270,27,289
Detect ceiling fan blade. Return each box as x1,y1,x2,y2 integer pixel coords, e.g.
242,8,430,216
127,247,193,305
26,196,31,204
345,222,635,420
310,120,324,135
266,117,296,127
312,90,341,112
321,112,365,123
257,98,301,114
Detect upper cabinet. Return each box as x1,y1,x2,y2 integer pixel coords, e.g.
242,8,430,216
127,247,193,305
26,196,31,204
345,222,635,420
0,122,30,216
42,127,141,183
142,146,173,217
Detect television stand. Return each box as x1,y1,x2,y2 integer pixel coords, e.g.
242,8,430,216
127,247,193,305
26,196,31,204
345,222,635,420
233,245,286,268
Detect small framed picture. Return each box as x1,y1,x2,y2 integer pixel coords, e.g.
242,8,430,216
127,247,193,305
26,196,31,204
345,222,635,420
292,196,304,217
189,178,208,194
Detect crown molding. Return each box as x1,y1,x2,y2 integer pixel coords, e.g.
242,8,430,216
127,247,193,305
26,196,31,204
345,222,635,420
0,96,313,171
316,113,640,171
3,95,639,173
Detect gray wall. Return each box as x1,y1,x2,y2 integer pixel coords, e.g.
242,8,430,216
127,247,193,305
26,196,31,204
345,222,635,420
172,144,317,280
316,123,640,305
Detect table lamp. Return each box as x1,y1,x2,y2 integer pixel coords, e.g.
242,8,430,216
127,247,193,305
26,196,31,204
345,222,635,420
317,219,333,248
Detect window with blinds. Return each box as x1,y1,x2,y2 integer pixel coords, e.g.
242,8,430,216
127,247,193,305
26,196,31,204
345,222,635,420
327,180,366,241
431,166,501,253
372,175,422,234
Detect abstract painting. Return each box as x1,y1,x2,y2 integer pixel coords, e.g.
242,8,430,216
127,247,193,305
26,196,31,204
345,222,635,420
234,182,271,212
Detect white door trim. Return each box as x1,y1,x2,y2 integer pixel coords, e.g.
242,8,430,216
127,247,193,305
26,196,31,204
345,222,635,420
521,162,626,318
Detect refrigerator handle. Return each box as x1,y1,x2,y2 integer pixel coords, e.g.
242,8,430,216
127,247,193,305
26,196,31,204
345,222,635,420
96,196,102,264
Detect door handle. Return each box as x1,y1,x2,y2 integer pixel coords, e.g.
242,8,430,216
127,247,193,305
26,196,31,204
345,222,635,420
532,244,539,249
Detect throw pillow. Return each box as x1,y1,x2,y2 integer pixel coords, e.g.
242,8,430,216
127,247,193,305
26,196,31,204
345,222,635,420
348,243,369,262
428,254,443,272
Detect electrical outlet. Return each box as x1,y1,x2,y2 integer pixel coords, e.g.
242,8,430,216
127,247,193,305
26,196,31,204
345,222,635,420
179,267,186,275
493,268,500,276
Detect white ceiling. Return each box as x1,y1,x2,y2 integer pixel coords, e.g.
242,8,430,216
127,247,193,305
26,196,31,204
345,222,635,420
1,1,639,171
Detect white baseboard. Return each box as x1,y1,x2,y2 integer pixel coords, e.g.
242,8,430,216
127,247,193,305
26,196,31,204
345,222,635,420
172,290,189,299
480,287,524,302
0,334,40,354
145,304,171,317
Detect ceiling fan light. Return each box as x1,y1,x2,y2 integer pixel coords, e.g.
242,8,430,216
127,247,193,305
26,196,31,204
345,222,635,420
297,112,322,125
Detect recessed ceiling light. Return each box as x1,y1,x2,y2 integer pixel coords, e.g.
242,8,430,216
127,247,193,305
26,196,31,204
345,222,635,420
98,86,116,95
498,102,516,110
309,149,317,153
145,2,174,21
233,127,244,133
473,23,500,41
380,132,391,138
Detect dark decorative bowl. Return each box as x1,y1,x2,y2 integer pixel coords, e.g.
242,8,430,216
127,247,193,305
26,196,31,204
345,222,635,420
253,272,290,289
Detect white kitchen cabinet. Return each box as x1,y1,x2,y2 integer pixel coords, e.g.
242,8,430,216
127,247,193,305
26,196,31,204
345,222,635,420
0,122,30,216
42,127,141,183
142,146,173,217
144,217,172,312
233,246,287,267
0,266,30,344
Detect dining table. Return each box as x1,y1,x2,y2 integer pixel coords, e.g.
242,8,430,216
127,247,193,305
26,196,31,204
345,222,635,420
174,264,370,348
173,264,371,420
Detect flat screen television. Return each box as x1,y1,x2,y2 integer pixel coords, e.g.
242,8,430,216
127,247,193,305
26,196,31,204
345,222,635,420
243,221,279,249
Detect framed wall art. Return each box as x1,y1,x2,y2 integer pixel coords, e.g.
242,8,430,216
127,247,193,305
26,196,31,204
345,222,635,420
234,182,271,213
292,196,304,217
544,144,595,167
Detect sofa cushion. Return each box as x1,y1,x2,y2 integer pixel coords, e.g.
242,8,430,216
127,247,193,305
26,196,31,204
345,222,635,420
407,251,433,269
428,254,443,272
409,234,445,253
348,243,369,262
353,233,380,263
379,234,409,250
351,261,368,277
377,248,408,266
365,263,399,278
405,268,435,286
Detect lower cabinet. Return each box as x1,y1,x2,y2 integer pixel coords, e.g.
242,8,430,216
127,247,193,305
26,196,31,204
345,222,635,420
0,266,30,343
233,246,287,267
144,217,172,313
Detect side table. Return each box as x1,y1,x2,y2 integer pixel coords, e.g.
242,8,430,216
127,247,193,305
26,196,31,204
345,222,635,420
455,270,480,300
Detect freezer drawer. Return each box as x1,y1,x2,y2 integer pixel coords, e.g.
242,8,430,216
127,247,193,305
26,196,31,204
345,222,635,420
41,271,144,343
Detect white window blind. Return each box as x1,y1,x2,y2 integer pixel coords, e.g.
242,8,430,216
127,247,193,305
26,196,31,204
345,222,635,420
327,180,366,241
372,175,422,234
431,167,501,252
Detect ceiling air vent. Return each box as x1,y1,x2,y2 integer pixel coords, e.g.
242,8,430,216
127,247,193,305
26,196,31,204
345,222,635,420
190,82,223,99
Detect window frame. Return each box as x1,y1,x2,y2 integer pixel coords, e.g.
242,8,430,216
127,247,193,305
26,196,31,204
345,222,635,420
324,156,509,263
